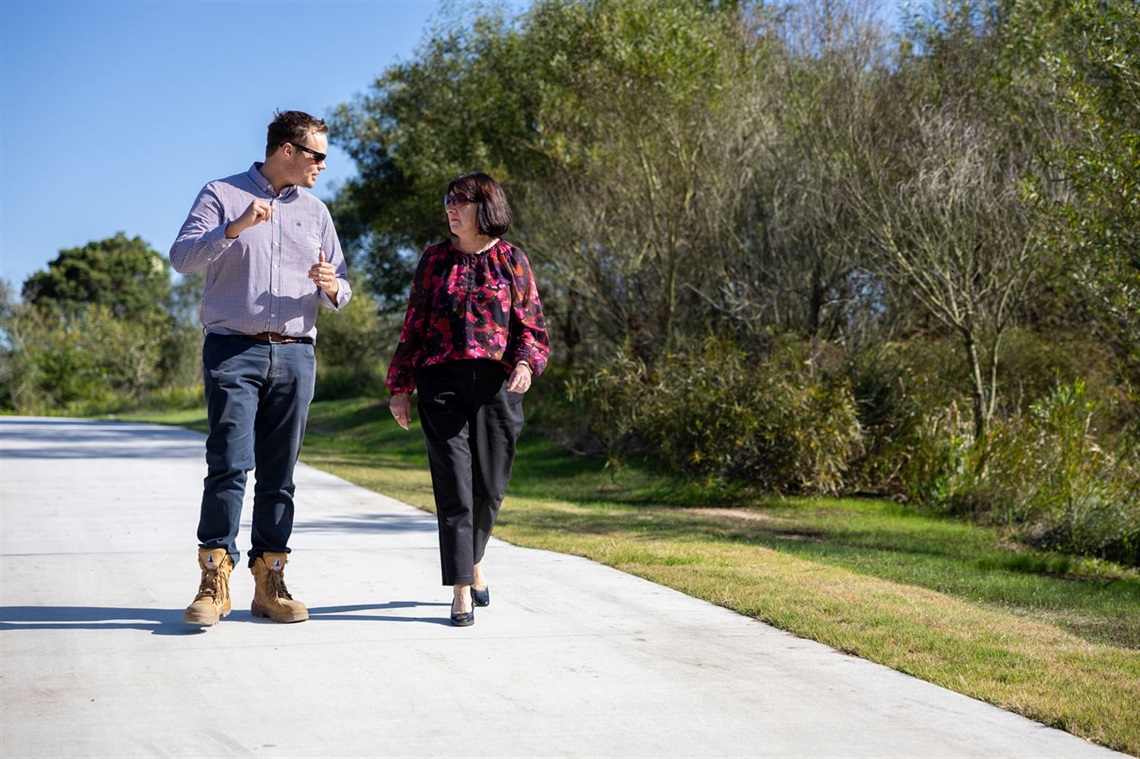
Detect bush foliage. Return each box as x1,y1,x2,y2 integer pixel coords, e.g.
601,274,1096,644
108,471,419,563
566,338,1137,565
570,339,863,494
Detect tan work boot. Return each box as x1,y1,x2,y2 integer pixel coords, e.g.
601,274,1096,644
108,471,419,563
184,548,234,626
250,552,308,623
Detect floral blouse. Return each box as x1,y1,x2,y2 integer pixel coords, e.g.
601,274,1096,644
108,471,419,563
385,238,550,394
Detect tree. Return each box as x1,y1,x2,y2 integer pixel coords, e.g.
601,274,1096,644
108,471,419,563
857,106,1048,440
22,232,172,319
329,3,546,310
333,0,799,365
0,279,14,320
516,0,781,363
1005,0,1140,371
856,0,1059,442
1,234,190,412
712,0,892,346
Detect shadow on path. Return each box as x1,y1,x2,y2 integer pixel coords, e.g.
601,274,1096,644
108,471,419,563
1,418,205,460
308,601,453,626
0,601,454,634
297,513,437,534
0,605,210,635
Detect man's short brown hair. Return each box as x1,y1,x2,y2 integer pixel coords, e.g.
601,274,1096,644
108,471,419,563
266,110,328,159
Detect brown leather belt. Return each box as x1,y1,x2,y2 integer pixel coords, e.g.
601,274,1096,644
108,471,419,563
249,331,313,345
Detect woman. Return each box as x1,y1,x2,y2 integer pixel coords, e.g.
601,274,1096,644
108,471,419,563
387,172,550,627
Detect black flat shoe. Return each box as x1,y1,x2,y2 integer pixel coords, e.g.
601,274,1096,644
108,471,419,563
472,586,490,607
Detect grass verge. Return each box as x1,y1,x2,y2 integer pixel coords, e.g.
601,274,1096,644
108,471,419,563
124,397,1140,755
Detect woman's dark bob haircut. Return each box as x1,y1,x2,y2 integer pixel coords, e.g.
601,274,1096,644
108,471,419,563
448,172,512,238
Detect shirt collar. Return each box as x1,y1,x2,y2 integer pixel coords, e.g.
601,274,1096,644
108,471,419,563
447,237,505,256
248,162,299,200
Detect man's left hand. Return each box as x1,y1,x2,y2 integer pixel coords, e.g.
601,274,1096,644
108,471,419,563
308,250,339,298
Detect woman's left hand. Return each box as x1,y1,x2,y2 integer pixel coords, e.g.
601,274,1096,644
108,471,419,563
389,392,412,430
506,362,532,394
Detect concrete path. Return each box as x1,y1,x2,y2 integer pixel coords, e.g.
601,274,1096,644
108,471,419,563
0,417,1127,758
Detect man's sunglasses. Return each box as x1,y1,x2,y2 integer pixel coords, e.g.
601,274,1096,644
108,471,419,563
288,142,326,163
444,192,478,208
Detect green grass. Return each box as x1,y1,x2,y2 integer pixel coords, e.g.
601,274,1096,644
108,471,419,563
123,397,1140,755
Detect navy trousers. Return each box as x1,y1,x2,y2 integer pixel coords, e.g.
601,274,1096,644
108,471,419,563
197,333,316,567
416,360,525,586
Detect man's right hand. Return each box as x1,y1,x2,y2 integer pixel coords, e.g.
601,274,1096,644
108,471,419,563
389,392,412,430
225,200,273,239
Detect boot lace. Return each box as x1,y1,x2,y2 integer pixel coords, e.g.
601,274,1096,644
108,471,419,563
195,569,222,602
268,569,294,600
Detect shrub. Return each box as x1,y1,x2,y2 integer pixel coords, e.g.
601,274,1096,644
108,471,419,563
1,304,192,414
899,382,1140,565
894,401,979,507
994,328,1128,433
983,382,1139,565
570,339,863,493
315,363,387,401
312,285,394,401
846,340,968,495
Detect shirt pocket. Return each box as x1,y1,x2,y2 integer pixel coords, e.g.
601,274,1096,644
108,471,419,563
282,216,323,267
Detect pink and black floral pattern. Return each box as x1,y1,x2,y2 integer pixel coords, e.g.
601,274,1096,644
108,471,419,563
386,239,550,394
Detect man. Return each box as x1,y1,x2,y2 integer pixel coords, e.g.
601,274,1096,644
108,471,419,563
170,110,352,626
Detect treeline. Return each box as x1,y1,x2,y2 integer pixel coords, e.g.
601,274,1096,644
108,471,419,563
0,234,202,411
0,233,387,411
0,0,1136,565
328,0,1139,563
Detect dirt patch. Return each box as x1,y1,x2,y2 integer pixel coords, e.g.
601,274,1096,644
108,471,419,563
682,507,795,525
679,508,825,542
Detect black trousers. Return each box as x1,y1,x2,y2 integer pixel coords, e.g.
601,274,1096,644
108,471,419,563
416,360,525,586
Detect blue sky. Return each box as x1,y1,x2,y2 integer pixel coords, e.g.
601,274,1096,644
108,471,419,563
1,0,903,295
0,0,526,292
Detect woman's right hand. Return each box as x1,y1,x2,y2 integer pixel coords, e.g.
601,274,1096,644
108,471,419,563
389,392,412,430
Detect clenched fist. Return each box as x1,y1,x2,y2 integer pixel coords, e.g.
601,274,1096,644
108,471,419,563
225,199,273,239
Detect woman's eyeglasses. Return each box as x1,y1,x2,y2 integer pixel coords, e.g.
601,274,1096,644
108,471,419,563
444,192,478,208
